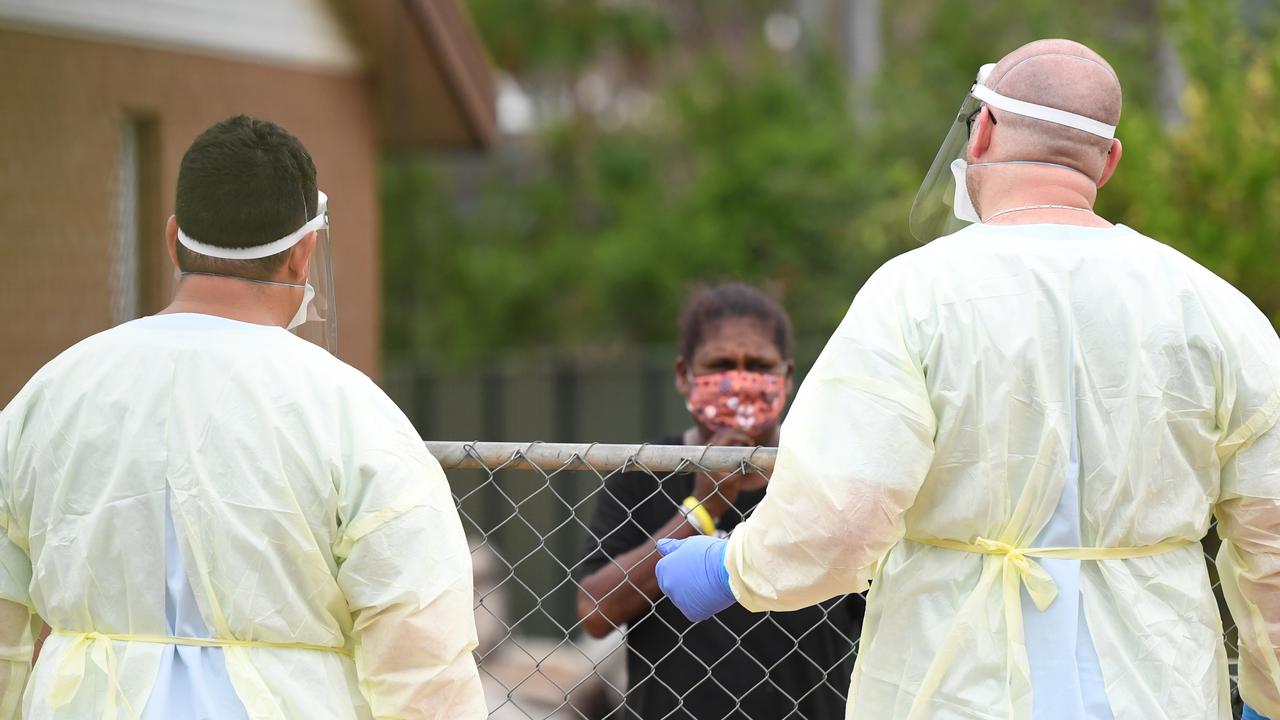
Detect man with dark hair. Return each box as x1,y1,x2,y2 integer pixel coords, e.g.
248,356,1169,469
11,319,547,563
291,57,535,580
165,115,336,348
173,114,319,281
0,115,485,719
575,283,862,719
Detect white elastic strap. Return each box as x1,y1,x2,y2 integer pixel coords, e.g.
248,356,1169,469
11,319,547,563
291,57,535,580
971,84,1116,139
177,213,326,261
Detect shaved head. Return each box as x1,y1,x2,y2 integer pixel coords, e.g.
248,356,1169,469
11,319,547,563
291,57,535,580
979,39,1122,178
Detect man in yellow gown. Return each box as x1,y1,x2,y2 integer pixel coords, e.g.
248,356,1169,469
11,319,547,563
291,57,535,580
658,39,1280,720
0,116,485,719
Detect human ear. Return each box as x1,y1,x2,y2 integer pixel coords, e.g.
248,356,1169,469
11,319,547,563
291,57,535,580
285,232,317,282
1096,138,1123,188
968,107,996,161
674,356,691,397
165,216,180,270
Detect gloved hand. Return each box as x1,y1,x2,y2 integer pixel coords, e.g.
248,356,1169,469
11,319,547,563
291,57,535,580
1242,703,1270,720
655,536,737,622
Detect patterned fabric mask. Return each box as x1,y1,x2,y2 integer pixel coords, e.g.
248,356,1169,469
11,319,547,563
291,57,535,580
685,370,786,437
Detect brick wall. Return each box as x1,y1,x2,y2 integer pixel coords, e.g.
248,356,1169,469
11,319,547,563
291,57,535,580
0,28,382,402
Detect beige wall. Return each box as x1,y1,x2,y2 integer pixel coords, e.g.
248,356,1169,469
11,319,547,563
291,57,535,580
0,28,382,403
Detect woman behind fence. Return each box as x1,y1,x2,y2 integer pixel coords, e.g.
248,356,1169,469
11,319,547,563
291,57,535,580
574,283,863,719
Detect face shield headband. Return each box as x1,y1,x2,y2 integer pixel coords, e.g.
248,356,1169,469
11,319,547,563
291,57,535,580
908,65,1117,243
176,190,338,353
177,212,326,262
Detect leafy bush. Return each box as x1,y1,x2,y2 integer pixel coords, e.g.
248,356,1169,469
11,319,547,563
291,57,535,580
383,0,1279,365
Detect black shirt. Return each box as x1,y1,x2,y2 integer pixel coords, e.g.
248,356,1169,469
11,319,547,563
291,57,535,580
577,435,864,720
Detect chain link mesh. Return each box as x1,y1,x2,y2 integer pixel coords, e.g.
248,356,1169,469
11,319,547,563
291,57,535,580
429,441,1243,719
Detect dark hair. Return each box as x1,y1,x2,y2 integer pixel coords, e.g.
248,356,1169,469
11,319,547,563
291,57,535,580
174,115,317,280
678,283,794,362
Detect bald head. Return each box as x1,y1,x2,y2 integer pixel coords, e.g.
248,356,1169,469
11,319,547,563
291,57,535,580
979,39,1123,178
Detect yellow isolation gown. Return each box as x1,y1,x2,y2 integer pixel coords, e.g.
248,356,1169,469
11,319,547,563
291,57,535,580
0,313,485,719
725,223,1280,719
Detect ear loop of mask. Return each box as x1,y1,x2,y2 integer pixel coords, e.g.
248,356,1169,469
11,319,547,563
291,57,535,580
179,271,303,289
968,159,1099,182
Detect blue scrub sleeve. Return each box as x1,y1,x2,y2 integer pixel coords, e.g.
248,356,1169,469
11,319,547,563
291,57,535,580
1243,704,1270,720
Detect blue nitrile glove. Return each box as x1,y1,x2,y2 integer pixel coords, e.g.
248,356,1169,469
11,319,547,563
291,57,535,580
1242,703,1270,720
655,536,737,622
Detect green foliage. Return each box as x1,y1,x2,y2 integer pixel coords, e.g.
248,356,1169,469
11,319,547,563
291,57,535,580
383,0,1280,366
466,0,670,73
1101,0,1280,324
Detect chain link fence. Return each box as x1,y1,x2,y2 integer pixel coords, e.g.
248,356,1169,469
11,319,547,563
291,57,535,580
428,441,1244,719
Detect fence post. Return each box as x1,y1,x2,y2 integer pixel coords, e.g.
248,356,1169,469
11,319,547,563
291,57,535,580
551,360,582,624
641,357,668,441
410,361,434,439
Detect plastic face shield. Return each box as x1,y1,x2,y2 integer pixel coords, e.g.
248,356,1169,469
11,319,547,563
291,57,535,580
908,63,1118,243
908,64,996,243
176,190,338,353
292,191,337,353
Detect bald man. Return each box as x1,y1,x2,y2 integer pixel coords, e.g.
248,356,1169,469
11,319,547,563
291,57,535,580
654,39,1280,720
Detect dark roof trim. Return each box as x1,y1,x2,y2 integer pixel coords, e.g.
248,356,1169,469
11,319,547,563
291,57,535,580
403,0,497,148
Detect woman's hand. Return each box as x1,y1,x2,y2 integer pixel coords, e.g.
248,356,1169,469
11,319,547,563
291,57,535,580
691,428,756,520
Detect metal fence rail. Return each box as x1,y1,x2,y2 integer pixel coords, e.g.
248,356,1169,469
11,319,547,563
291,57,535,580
433,441,1243,719
426,441,777,474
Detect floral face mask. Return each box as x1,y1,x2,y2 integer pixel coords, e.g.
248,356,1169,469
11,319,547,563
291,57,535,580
685,370,786,437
